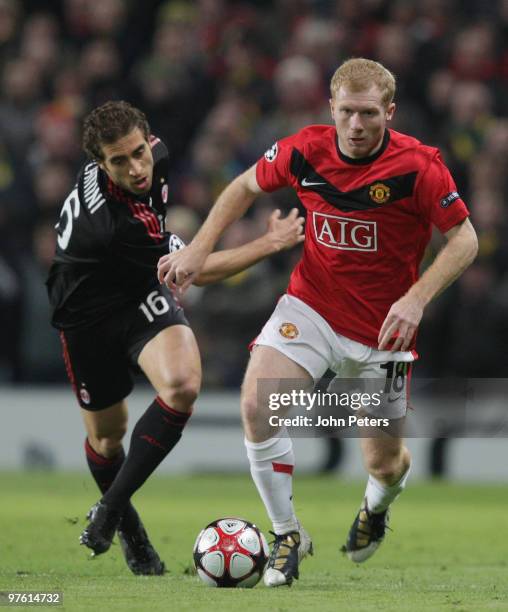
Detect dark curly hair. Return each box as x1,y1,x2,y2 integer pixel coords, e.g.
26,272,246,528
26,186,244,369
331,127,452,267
82,101,150,160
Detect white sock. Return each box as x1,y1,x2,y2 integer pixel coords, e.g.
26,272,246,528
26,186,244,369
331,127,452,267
364,463,411,513
245,433,298,535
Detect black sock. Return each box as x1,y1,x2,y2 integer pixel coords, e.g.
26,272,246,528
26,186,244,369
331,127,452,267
84,438,140,531
101,397,191,510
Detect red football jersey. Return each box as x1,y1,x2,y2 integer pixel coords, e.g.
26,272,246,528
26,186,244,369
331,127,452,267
256,126,469,350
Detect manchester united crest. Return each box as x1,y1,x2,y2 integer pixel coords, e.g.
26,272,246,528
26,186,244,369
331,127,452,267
369,182,391,204
279,322,299,339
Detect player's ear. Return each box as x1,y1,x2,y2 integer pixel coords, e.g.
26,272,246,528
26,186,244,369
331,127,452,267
386,102,396,121
329,98,335,119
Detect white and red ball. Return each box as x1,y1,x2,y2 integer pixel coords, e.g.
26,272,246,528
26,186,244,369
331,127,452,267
193,518,269,588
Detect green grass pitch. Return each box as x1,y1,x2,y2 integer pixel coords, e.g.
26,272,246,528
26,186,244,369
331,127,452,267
0,472,507,611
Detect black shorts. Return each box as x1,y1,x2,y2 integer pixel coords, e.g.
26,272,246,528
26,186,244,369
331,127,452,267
59,285,189,411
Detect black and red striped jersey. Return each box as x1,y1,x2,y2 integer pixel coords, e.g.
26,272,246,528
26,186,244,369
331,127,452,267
256,126,470,350
47,136,183,329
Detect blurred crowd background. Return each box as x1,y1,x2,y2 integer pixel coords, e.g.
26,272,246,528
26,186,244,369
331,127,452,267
1,0,507,388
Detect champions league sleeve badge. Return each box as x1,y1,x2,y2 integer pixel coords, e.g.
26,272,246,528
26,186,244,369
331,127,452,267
169,233,186,253
264,143,278,163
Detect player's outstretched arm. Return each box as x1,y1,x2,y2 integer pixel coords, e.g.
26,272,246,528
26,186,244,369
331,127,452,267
193,208,305,286
378,218,478,351
157,164,262,292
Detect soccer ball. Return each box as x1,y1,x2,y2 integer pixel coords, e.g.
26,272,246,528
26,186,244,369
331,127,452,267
193,518,269,587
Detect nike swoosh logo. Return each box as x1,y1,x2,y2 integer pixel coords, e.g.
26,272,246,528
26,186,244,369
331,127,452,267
387,395,402,404
301,177,326,187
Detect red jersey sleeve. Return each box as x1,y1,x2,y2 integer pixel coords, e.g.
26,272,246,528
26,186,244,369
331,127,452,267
256,135,297,192
415,151,469,233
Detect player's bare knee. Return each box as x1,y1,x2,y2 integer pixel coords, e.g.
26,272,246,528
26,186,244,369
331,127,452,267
241,393,272,442
240,392,261,428
159,376,199,412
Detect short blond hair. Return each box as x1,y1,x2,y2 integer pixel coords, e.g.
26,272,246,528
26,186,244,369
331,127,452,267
330,58,396,107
